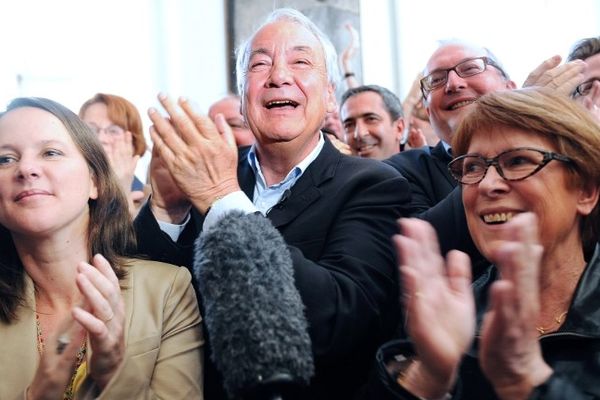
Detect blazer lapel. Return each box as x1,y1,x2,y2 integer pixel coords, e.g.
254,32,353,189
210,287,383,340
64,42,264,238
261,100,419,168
266,140,339,228
0,274,39,399
119,265,134,347
237,155,256,199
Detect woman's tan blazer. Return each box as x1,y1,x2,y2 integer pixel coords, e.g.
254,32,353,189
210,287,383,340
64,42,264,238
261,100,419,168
0,259,204,399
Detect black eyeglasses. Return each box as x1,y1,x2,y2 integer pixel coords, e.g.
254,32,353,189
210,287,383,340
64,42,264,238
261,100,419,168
448,147,573,185
572,78,600,97
420,57,504,97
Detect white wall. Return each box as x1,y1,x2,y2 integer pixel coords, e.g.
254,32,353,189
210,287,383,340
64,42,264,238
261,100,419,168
359,0,399,93
151,0,229,112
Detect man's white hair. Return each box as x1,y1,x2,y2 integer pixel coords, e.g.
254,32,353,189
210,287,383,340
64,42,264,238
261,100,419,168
235,8,340,97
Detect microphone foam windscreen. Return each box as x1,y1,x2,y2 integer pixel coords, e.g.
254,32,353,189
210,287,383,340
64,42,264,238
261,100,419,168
195,211,314,397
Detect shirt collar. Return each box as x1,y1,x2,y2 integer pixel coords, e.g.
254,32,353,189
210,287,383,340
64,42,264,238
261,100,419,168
441,140,452,157
247,133,325,190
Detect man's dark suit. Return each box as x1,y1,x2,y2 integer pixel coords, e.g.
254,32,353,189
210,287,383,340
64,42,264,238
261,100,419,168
384,142,486,277
384,141,454,215
134,139,412,399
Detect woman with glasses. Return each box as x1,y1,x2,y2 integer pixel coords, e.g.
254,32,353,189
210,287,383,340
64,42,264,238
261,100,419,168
79,93,148,215
368,88,600,399
0,97,204,399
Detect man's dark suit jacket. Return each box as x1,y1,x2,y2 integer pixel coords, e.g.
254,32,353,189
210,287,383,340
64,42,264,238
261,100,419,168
134,139,412,399
384,142,486,276
384,141,454,215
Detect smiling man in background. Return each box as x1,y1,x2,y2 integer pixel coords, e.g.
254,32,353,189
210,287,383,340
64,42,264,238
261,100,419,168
339,84,405,159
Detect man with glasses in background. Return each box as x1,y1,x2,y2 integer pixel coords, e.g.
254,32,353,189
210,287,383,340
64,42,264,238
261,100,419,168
382,41,516,276
385,40,588,276
385,40,516,215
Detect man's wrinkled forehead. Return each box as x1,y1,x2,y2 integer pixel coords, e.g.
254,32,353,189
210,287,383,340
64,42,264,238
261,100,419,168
250,20,323,56
424,43,488,74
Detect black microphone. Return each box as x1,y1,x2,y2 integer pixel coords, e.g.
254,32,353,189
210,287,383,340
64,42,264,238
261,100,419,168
195,210,314,400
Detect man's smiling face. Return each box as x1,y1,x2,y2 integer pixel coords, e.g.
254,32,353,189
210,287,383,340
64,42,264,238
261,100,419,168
241,19,335,147
424,43,515,144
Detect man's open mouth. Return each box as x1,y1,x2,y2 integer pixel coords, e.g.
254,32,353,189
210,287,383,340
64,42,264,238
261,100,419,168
265,100,299,109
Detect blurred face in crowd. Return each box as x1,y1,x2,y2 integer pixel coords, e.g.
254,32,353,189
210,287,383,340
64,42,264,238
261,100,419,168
241,19,336,152
80,102,127,153
322,109,344,140
408,101,438,146
340,91,404,159
0,107,98,238
208,95,255,147
423,43,515,144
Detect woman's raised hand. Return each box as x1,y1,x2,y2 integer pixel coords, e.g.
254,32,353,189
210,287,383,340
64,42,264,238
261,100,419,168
478,213,552,399
394,218,475,398
73,254,125,389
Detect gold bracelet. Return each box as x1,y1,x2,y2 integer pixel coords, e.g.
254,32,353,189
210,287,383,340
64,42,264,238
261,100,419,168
393,356,452,400
393,355,415,388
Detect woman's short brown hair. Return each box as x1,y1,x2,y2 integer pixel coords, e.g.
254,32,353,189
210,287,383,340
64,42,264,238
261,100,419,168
452,87,600,257
79,93,147,156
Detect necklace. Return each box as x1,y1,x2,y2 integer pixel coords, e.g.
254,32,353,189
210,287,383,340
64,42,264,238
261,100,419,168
35,313,87,400
536,311,568,335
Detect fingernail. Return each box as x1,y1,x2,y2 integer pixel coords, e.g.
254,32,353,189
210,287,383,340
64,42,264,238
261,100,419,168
148,107,157,115
158,92,167,101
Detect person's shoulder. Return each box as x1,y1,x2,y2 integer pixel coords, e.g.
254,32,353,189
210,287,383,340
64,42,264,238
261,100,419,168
336,155,405,184
338,153,403,179
121,258,192,289
385,147,434,168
